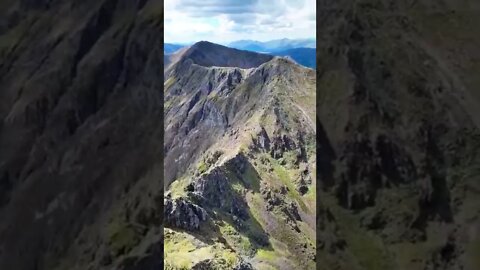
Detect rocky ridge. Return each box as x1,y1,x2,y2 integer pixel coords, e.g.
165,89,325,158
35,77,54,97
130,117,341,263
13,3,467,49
164,42,316,269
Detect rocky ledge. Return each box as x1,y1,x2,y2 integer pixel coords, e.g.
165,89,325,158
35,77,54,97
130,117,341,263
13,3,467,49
164,197,208,231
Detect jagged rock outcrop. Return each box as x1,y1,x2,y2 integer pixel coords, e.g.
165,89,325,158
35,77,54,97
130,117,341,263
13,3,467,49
233,259,255,270
188,159,250,221
191,259,215,270
261,187,283,211
190,258,254,270
164,197,208,231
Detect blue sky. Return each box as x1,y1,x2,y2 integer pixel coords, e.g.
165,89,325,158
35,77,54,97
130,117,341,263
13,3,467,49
164,0,316,44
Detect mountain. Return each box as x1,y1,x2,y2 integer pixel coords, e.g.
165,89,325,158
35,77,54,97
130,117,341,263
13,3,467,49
165,39,317,69
0,1,164,269
229,38,316,53
164,41,316,269
227,40,267,52
315,0,480,269
272,48,316,69
166,41,275,71
227,39,316,68
164,43,184,54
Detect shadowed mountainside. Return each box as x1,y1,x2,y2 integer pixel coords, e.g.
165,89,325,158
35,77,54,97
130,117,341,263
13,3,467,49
0,1,164,269
315,0,480,269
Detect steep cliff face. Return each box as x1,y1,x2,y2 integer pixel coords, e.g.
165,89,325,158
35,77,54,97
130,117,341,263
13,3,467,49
164,42,316,269
0,1,164,269
316,0,480,269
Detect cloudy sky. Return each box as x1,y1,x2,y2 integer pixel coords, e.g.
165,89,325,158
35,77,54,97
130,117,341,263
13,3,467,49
164,0,316,44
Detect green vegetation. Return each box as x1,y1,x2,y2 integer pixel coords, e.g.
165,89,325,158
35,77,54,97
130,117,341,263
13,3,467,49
168,177,189,198
164,230,212,268
197,161,208,174
164,263,189,270
278,151,298,169
270,157,308,212
466,238,480,269
164,228,239,269
208,91,221,103
304,181,316,202
256,249,277,261
214,249,238,268
323,194,394,270
106,221,140,256
219,221,253,254
164,77,176,91
239,162,261,192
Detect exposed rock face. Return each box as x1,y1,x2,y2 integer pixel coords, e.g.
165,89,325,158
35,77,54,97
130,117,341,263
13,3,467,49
262,187,283,211
190,167,249,220
164,197,208,231
191,259,215,270
233,259,255,270
190,258,254,270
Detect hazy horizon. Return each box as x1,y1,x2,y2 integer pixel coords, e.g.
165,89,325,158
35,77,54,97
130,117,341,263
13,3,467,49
164,37,316,46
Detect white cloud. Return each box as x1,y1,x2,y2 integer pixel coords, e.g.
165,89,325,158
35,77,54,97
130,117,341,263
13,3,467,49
164,0,316,44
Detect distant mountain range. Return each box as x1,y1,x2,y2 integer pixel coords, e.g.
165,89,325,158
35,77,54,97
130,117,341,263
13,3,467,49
164,38,316,69
228,38,315,52
271,48,316,69
164,43,184,54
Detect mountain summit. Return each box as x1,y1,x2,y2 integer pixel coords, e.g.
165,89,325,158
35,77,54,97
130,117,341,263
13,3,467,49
165,41,274,71
164,42,316,269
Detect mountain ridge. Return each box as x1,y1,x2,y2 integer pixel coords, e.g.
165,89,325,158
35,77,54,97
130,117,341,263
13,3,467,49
272,47,316,69
164,43,183,54
180,41,275,68
164,39,317,69
164,39,316,269
229,38,316,52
